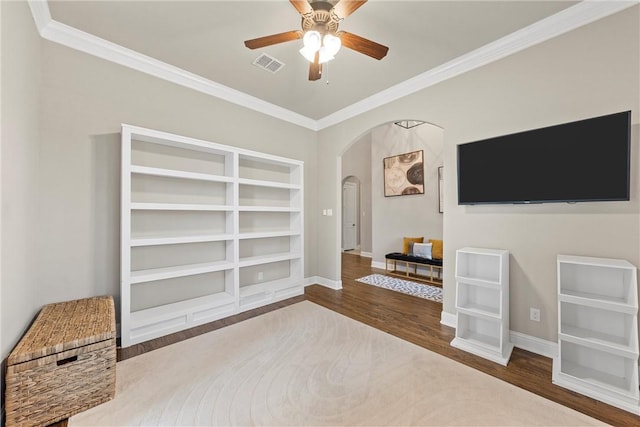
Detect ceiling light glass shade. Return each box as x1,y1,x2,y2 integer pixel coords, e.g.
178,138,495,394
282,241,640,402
300,31,341,64
299,46,318,63
302,30,321,51
323,34,341,57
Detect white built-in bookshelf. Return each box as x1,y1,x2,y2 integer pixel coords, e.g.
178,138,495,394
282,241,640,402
120,124,304,347
553,255,639,414
451,247,513,365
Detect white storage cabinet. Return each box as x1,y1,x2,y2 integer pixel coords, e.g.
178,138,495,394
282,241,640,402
121,124,304,347
554,255,639,414
451,247,513,365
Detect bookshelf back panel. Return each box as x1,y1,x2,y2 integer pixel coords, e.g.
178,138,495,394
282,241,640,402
132,210,228,238
132,175,229,205
131,271,229,311
132,139,228,175
239,261,290,287
131,241,229,271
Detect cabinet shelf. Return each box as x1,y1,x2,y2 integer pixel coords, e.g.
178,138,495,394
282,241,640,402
131,234,234,247
456,304,501,320
130,165,233,183
455,276,501,289
238,231,299,240
238,177,301,190
239,252,300,268
559,332,638,359
130,260,234,284
238,206,301,212
559,290,636,314
122,124,304,347
131,202,233,211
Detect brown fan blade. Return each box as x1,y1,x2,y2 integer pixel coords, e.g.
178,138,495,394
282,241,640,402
290,0,313,16
333,0,367,19
244,30,302,49
309,51,322,81
338,31,388,60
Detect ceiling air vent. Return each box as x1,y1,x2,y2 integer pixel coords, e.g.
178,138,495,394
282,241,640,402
252,53,285,74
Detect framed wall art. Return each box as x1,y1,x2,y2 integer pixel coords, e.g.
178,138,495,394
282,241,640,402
383,150,424,197
438,166,444,213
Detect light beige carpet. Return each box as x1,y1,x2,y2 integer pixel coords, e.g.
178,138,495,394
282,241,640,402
71,301,604,426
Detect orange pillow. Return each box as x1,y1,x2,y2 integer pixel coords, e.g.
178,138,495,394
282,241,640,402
403,237,423,255
429,239,443,260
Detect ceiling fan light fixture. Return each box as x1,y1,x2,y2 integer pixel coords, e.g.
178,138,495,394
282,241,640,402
323,33,341,56
299,46,318,63
300,31,342,64
302,30,322,51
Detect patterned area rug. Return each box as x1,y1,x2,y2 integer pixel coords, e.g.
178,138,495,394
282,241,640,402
356,274,442,303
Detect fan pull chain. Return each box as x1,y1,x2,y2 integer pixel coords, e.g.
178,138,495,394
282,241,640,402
324,62,330,85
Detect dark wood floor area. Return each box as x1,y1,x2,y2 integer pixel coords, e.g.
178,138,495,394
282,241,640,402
63,252,639,426
304,252,640,426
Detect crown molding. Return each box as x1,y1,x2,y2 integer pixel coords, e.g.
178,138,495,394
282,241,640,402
316,0,639,130
28,0,637,132
26,0,319,131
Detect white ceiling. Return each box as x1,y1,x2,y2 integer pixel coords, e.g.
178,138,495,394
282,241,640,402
40,1,631,127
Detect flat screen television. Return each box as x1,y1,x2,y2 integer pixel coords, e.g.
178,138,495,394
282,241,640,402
457,111,631,205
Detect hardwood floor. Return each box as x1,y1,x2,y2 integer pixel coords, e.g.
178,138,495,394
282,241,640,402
304,252,640,426
58,252,639,426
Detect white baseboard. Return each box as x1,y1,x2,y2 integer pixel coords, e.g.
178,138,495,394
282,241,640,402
509,330,557,359
371,260,385,270
360,251,372,258
305,276,343,290
440,311,457,328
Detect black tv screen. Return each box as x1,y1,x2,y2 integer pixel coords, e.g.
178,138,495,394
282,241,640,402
457,111,631,205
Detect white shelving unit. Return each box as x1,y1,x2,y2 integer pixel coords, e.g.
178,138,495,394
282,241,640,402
553,255,639,414
451,247,513,365
121,124,304,347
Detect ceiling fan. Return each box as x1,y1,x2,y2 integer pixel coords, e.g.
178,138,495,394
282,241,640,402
244,0,389,81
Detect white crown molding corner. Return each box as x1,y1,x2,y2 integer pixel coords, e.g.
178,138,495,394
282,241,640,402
510,330,558,359
305,276,343,290
27,0,51,35
440,311,457,328
315,0,639,130
28,0,637,132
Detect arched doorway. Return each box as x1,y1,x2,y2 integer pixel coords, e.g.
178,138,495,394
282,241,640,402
339,120,444,272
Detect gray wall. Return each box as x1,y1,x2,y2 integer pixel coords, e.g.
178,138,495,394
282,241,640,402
341,133,372,253
316,7,640,343
1,1,43,358
0,2,319,360
371,122,444,264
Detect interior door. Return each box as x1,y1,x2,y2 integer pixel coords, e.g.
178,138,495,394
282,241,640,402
342,181,358,251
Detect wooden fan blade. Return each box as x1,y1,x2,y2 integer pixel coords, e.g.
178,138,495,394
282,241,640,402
244,30,302,49
290,0,313,16
309,51,322,81
333,0,367,19
339,31,389,60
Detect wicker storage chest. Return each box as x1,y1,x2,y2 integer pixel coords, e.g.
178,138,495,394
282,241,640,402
5,296,116,427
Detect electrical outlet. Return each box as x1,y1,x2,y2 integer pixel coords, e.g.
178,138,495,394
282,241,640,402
530,307,541,322
257,271,264,281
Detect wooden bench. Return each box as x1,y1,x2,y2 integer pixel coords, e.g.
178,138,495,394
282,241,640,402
385,252,443,286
